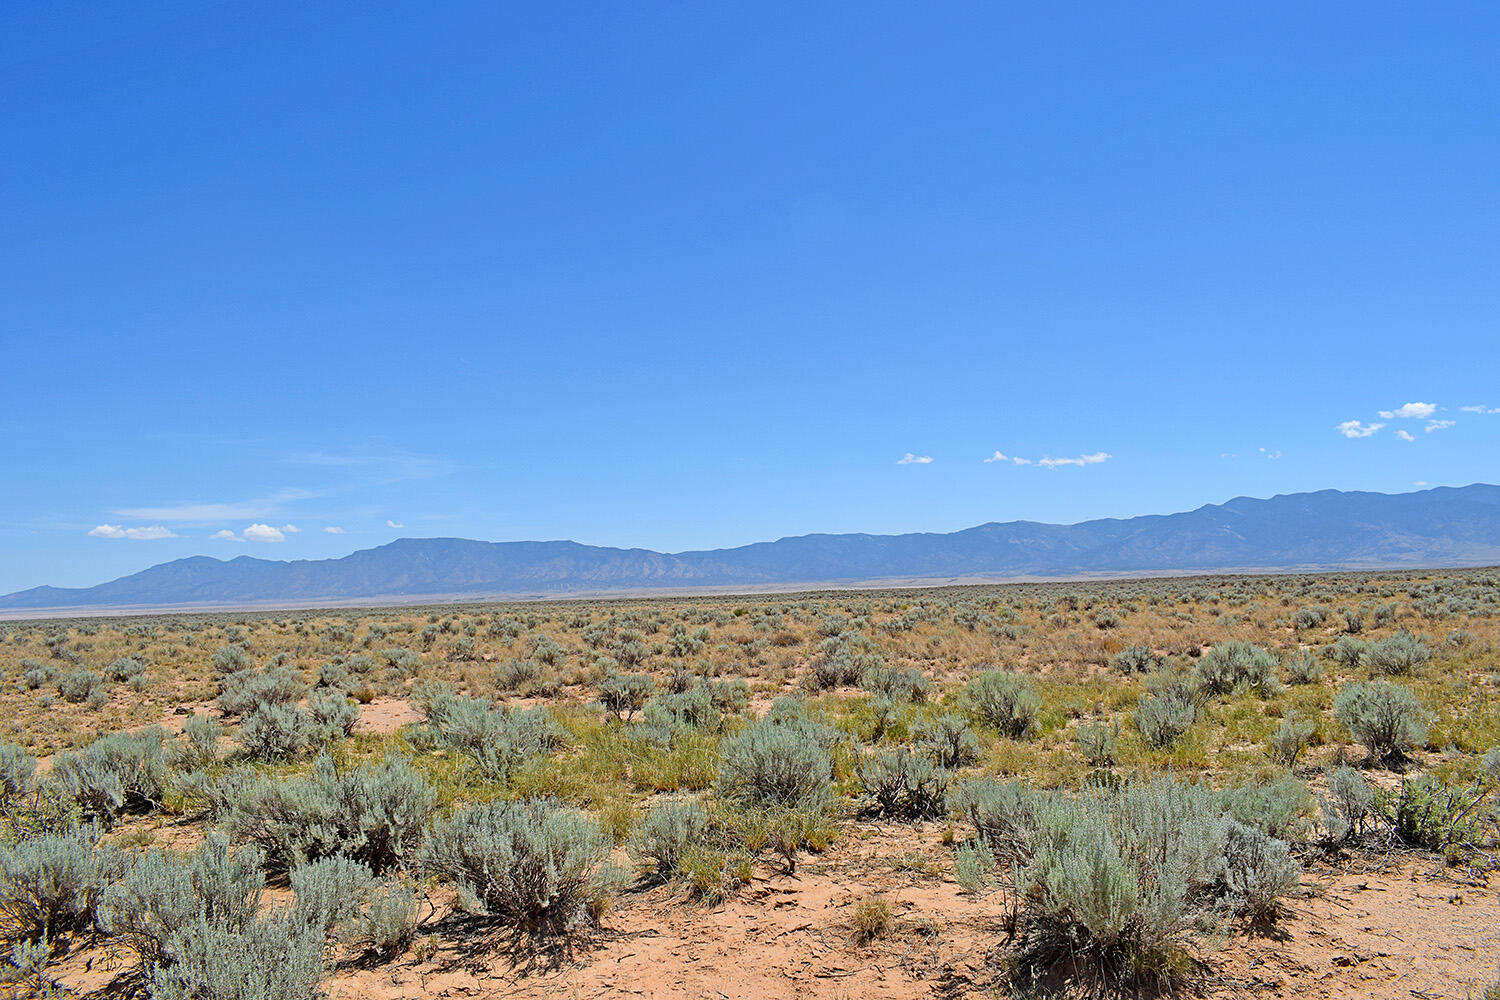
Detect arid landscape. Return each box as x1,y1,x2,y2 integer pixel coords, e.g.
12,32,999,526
2,568,1496,997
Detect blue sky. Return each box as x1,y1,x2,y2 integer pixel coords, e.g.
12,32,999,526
2,2,1498,593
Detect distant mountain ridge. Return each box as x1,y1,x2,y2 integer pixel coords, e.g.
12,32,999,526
5,484,1500,611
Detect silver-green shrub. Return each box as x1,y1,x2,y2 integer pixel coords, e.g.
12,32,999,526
146,913,325,1000
1195,641,1279,696
1333,680,1429,764
629,799,708,880
101,833,265,965
223,754,435,874
857,748,950,820
421,799,614,936
964,669,1041,738
0,826,108,942
714,718,832,809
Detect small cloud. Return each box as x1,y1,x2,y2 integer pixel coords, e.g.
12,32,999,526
1336,420,1384,438
386,520,405,529
323,526,345,534
210,529,241,541
1377,402,1437,420
1038,451,1111,469
1425,419,1455,433
242,523,286,543
1413,481,1429,487
1011,456,1032,466
1395,429,1415,442
896,453,933,465
982,451,1010,463
280,524,300,534
88,524,177,540
1459,404,1498,414
1219,452,1236,460
1258,447,1282,460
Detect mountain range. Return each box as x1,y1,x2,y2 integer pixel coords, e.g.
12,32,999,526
5,484,1499,612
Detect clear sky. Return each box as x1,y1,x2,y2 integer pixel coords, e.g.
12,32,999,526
2,2,1498,594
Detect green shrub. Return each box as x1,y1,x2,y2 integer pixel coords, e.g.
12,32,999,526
1379,773,1496,858
306,690,360,740
211,645,254,675
237,704,313,762
859,664,929,704
1195,641,1278,696
177,714,225,770
949,778,1039,861
0,826,108,942
1333,681,1429,765
1216,774,1316,842
715,718,832,809
223,754,435,874
1319,765,1374,841
1268,711,1315,769
857,749,950,820
351,879,419,956
1075,719,1120,768
1001,779,1299,993
964,670,1041,738
1134,691,1195,748
1283,649,1323,685
1361,630,1430,676
58,669,106,704
416,689,558,780
217,666,305,716
101,833,265,965
1109,645,1162,675
109,655,148,682
599,673,655,721
50,728,171,825
629,800,708,881
913,714,979,769
1323,636,1368,668
290,855,371,936
421,799,615,936
0,744,37,811
146,913,325,1000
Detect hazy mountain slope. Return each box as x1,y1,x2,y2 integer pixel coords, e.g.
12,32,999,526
5,484,1498,609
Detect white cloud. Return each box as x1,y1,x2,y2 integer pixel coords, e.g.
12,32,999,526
1413,481,1429,487
1011,457,1032,466
1425,419,1455,433
1258,447,1282,460
1377,402,1437,420
210,529,241,542
242,523,286,543
386,520,405,529
113,488,324,523
1459,404,1498,414
1336,420,1384,438
982,451,1009,463
1038,452,1111,469
896,453,933,465
1395,429,1415,442
88,524,177,540
323,526,345,534
280,524,301,533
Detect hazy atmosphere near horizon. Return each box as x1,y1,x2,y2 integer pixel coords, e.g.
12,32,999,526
4,3,1499,595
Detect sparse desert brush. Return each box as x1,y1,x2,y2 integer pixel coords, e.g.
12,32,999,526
850,893,892,944
421,798,617,936
1334,680,1430,765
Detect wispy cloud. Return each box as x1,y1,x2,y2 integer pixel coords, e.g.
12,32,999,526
322,526,345,534
113,488,324,523
1378,402,1437,420
281,449,451,483
1395,429,1415,442
1336,420,1384,439
1425,419,1455,433
982,451,1010,463
896,453,933,465
1038,452,1111,469
1460,404,1498,414
1258,447,1282,460
88,524,177,540
386,520,405,529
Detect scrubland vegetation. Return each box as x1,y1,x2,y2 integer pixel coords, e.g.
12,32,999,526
0,567,1498,997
